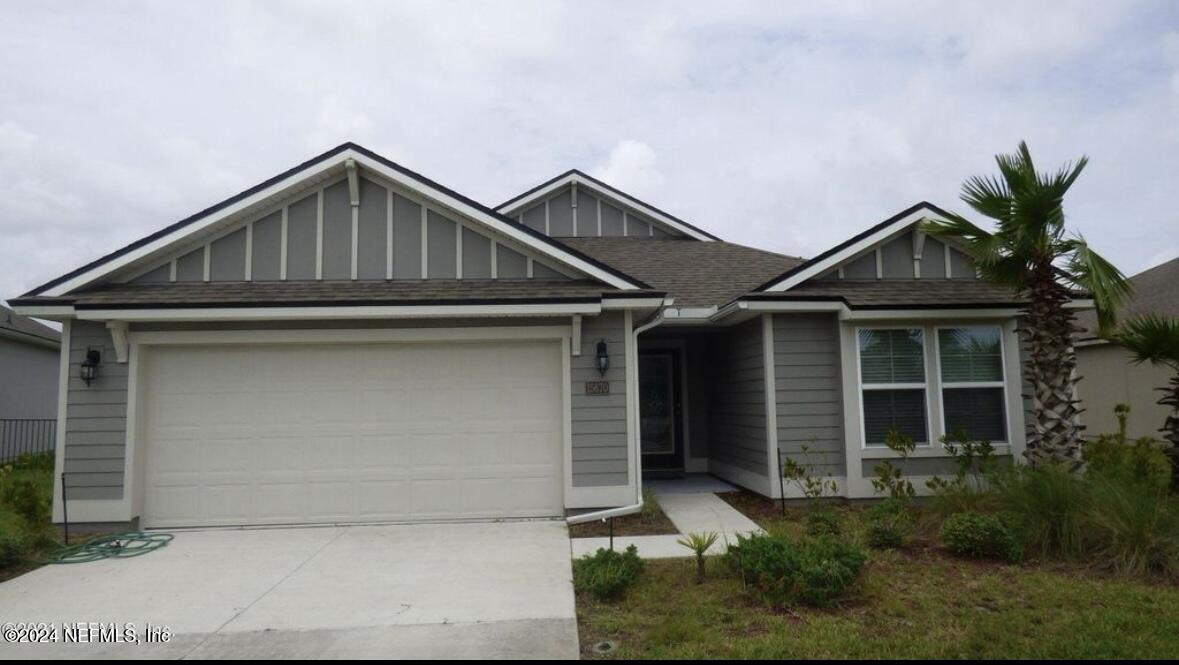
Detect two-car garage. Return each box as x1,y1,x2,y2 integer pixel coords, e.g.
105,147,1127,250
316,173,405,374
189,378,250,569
139,337,565,528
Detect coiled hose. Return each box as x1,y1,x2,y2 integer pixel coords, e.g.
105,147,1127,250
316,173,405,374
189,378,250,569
45,532,174,564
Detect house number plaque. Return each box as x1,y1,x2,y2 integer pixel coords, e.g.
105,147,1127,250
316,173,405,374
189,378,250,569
584,381,610,395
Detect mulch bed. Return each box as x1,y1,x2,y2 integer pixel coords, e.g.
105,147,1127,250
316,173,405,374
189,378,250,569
568,501,679,538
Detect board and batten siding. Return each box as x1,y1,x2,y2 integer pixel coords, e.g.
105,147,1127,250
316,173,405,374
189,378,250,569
571,312,629,487
513,183,682,239
63,320,127,500
130,176,570,285
706,319,769,478
773,313,846,477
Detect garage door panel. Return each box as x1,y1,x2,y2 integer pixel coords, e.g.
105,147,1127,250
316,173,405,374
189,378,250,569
143,340,564,527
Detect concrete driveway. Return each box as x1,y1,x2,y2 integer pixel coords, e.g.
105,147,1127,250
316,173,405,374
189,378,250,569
0,521,577,659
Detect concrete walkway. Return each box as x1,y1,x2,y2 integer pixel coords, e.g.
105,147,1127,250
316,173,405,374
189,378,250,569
570,488,763,559
0,521,578,660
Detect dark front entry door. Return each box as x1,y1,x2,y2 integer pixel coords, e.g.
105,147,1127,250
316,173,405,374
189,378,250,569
639,350,683,471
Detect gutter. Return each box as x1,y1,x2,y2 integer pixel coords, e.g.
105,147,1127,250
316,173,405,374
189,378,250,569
566,303,669,526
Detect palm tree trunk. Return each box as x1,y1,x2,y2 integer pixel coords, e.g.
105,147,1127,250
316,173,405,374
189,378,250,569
1158,376,1179,448
1019,263,1085,470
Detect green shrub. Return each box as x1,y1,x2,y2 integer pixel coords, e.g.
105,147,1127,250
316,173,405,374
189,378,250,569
724,533,865,608
1085,476,1179,579
941,511,1022,563
13,452,54,473
864,498,914,549
0,475,51,528
0,532,27,569
573,545,644,601
1085,435,1172,492
805,509,842,537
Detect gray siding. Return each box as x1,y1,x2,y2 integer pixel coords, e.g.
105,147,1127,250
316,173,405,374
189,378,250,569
773,313,845,477
63,321,127,500
510,183,684,238
824,230,977,281
0,337,59,419
571,312,630,487
706,319,768,476
127,176,571,285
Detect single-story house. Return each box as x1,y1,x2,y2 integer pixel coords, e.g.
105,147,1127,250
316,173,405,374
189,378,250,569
1,304,61,460
11,143,1072,529
1076,257,1179,440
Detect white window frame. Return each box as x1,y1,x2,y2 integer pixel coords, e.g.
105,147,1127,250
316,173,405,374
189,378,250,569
934,325,1011,445
854,325,934,448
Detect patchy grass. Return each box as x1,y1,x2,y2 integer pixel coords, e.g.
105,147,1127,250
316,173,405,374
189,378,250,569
577,550,1179,659
570,490,678,538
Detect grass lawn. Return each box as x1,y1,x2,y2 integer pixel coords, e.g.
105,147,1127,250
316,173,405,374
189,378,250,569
577,490,1179,659
569,490,678,538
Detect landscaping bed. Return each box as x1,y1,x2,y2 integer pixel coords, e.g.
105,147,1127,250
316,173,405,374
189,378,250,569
0,453,58,583
576,548,1179,659
569,490,678,538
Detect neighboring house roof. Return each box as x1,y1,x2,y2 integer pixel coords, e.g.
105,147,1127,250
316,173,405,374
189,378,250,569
29,281,659,308
1076,256,1179,341
558,237,804,308
0,303,60,346
495,169,722,242
21,143,650,298
743,279,1024,309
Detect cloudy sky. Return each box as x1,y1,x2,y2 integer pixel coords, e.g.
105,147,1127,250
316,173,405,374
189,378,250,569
1,0,1177,300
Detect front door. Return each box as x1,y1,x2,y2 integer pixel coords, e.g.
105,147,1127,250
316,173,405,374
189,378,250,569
639,350,683,471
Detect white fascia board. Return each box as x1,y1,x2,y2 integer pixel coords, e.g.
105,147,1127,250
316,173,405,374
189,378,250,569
347,154,641,289
840,307,1020,321
1064,299,1095,310
39,150,643,296
496,173,716,242
600,297,668,310
8,305,76,320
763,206,951,292
74,302,603,322
711,299,847,322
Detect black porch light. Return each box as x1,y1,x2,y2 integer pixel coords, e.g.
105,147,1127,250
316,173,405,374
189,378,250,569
595,339,609,377
80,348,101,386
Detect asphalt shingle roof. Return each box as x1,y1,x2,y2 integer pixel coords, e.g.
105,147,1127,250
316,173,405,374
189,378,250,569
557,237,805,308
1075,256,1179,339
0,303,60,344
32,280,657,308
745,279,1025,308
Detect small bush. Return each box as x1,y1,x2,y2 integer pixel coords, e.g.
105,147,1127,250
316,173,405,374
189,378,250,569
574,545,644,601
864,499,914,549
1085,435,1173,492
0,532,27,569
991,465,1090,560
941,511,1022,563
724,533,865,608
805,509,842,537
0,475,51,528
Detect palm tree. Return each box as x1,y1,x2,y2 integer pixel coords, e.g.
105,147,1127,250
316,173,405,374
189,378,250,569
1110,314,1179,448
925,142,1131,470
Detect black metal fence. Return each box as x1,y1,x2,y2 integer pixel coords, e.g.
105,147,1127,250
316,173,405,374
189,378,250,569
0,419,56,463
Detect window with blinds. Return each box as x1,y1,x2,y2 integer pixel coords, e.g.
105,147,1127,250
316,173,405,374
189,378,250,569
857,328,928,446
938,327,1007,443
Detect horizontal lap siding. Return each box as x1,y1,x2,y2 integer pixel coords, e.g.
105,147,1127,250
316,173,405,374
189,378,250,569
707,319,768,476
64,320,127,500
774,313,846,477
571,312,629,487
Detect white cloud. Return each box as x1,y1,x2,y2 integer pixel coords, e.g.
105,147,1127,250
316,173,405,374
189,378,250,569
0,0,1176,301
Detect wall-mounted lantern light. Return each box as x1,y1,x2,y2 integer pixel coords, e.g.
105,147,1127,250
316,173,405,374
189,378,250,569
595,340,609,377
80,349,101,386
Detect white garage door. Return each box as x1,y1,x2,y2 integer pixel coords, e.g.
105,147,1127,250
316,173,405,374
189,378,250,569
141,340,564,528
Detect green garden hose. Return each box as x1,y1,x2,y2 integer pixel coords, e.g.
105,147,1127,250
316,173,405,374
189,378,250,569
45,532,174,564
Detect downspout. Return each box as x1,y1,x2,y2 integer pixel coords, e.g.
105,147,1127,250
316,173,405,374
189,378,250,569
566,303,669,525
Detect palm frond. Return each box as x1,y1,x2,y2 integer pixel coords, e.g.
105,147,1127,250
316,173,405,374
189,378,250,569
1110,314,1179,371
960,174,1012,221
1062,235,1132,333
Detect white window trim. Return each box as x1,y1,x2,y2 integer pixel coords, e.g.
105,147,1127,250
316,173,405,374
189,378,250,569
933,325,1011,445
854,326,934,449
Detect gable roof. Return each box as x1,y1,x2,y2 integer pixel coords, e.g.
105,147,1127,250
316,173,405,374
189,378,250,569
496,169,722,242
0,303,60,346
1076,256,1179,341
558,237,803,308
753,201,958,292
22,143,650,298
